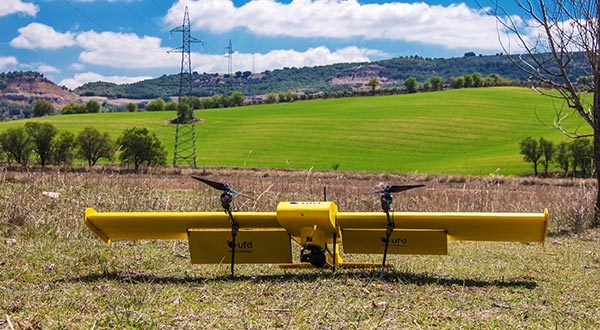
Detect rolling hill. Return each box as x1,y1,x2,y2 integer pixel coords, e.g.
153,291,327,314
0,87,589,175
73,54,532,99
0,71,82,119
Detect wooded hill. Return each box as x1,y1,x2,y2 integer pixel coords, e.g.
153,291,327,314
0,71,81,119
73,53,578,99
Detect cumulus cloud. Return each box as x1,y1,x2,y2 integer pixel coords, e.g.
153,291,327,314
75,31,176,69
165,0,507,50
199,46,388,73
59,72,153,90
0,56,18,69
185,46,376,74
0,0,38,17
10,23,75,49
72,30,380,73
37,64,60,74
8,1,532,88
56,42,383,88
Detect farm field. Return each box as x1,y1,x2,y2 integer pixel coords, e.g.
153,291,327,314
0,87,590,175
1,168,599,328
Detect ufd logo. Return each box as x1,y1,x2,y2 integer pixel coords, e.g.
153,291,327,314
227,240,253,249
380,237,407,245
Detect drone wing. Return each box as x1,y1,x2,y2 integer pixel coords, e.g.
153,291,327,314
338,209,548,256
84,208,293,264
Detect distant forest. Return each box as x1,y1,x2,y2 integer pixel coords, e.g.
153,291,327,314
0,52,592,120
73,53,588,100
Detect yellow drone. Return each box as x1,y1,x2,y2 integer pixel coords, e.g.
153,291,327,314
84,176,548,278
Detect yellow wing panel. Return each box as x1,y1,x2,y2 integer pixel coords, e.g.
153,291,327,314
188,229,292,264
337,209,548,243
342,229,447,255
83,208,280,243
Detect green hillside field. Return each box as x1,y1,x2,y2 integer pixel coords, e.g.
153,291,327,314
0,87,590,175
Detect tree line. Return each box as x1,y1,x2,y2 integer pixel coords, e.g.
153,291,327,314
7,71,519,121
73,53,566,99
519,136,594,177
0,123,167,173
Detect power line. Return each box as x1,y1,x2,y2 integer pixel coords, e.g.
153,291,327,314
116,0,165,31
61,0,110,32
60,0,167,54
152,0,167,13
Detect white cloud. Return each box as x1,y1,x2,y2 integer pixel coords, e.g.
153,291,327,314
75,31,177,69
10,23,75,49
57,44,384,89
189,46,386,73
0,0,38,17
0,56,18,69
59,72,153,89
166,0,508,51
38,64,60,74
69,63,85,71
69,25,386,72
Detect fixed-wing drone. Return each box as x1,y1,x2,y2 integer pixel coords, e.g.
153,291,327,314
84,176,548,278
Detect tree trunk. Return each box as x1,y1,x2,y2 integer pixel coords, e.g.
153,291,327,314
593,3,600,228
594,90,600,227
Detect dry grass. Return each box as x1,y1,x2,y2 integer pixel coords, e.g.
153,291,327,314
1,168,599,328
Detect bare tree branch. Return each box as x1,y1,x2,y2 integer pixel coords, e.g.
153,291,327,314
489,0,600,225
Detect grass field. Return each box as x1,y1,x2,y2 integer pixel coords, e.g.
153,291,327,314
0,87,590,175
1,168,599,328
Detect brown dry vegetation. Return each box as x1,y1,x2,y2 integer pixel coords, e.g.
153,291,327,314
1,168,599,328
2,167,596,229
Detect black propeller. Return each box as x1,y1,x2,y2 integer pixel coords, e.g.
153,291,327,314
369,184,425,194
368,184,425,213
192,175,244,212
191,175,237,194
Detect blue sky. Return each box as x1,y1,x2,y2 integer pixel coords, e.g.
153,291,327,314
0,0,525,89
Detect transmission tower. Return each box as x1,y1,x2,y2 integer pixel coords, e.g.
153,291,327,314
169,6,201,167
225,39,233,76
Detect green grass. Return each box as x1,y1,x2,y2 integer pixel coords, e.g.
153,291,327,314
0,87,590,175
1,170,599,328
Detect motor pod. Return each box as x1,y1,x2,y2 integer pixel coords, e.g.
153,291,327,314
276,201,341,248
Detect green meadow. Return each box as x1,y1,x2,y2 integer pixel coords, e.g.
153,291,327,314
0,87,589,175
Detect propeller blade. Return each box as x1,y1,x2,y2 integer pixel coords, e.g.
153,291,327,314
387,184,425,193
367,184,425,194
367,190,385,194
191,175,229,191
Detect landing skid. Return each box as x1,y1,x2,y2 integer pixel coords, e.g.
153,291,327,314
278,262,394,269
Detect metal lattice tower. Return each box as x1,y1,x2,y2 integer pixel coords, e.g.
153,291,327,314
169,6,201,167
225,39,233,76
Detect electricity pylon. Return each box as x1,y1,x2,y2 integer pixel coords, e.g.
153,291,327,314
169,6,201,167
225,39,233,76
